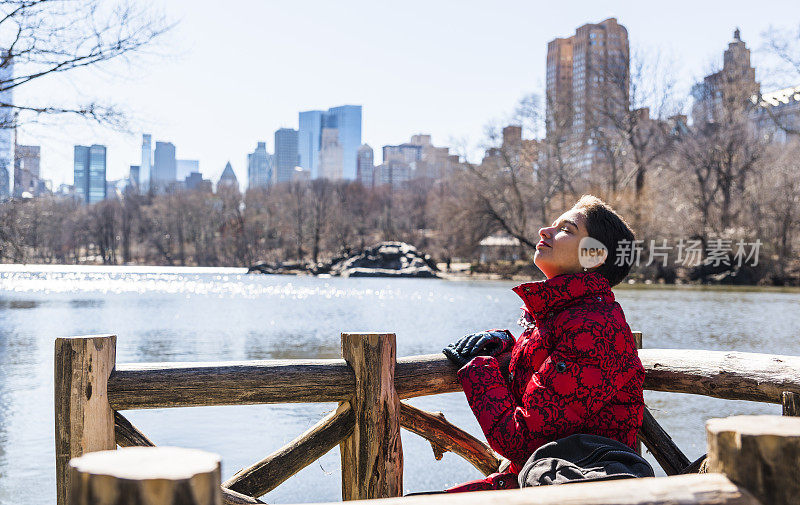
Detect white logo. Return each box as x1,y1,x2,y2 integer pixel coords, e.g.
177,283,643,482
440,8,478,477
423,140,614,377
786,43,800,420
579,237,608,269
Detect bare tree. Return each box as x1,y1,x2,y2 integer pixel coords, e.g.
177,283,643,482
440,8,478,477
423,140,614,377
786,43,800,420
0,0,172,128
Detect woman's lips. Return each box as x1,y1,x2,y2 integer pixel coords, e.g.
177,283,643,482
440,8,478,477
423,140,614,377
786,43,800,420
536,241,551,249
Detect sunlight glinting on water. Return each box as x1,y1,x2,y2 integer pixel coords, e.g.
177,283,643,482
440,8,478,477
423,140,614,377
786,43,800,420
0,267,438,301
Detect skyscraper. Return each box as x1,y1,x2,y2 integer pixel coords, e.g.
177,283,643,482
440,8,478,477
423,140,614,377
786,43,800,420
176,159,199,181
140,134,151,191
298,105,362,180
298,110,323,178
217,161,239,191
274,128,299,183
692,29,760,124
356,144,374,187
14,145,41,197
318,127,344,180
74,144,106,204
247,141,272,188
546,18,629,171
152,141,176,193
0,52,13,199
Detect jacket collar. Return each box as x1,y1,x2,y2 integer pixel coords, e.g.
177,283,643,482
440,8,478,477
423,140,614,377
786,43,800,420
512,271,614,324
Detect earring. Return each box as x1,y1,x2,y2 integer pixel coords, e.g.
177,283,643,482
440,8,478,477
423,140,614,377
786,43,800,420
583,267,588,272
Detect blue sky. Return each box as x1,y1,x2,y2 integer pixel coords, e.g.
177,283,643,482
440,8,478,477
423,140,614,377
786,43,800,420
17,0,800,187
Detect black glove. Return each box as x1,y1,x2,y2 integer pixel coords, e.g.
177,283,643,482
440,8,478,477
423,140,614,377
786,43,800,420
442,330,514,367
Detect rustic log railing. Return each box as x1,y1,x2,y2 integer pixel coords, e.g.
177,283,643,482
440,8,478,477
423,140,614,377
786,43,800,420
55,331,800,505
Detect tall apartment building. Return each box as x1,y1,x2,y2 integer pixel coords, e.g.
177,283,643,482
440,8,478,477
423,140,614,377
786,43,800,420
247,141,273,188
546,18,629,171
692,29,760,124
140,134,151,191
217,161,239,191
356,144,374,187
318,127,344,180
74,144,106,204
152,141,176,193
14,145,41,197
274,128,299,183
298,105,362,179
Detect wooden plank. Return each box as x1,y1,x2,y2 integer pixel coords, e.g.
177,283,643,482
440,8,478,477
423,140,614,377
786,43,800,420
340,333,403,500
54,335,117,505
782,391,800,416
637,408,690,475
106,349,800,410
114,411,155,448
707,415,800,505
69,447,220,505
223,402,354,498
299,474,759,505
399,401,503,476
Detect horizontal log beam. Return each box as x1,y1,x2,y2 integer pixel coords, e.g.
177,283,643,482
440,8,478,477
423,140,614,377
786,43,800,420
640,349,800,404
107,349,800,410
399,401,502,476
108,359,354,410
223,402,354,498
302,474,759,505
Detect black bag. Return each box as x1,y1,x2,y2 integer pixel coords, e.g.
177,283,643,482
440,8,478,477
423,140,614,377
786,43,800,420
518,433,654,487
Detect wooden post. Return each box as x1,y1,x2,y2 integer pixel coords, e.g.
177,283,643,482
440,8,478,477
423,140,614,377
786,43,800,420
69,446,221,505
707,414,800,505
340,333,403,500
782,391,800,416
55,335,117,505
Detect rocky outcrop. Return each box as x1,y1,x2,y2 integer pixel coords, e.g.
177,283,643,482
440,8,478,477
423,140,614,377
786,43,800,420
248,242,439,278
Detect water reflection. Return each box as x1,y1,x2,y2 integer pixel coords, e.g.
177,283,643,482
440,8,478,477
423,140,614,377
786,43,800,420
8,300,37,309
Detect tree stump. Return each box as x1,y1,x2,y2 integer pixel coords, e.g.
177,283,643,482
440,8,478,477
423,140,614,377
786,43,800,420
707,415,800,505
69,446,222,505
339,333,403,500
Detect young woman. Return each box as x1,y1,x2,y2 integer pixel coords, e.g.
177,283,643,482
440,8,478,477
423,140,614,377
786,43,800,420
442,195,646,491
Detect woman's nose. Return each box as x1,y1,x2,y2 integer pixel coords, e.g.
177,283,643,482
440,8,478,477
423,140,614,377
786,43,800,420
539,227,550,239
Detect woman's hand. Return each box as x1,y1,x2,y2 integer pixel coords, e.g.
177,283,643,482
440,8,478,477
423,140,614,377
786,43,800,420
442,330,514,367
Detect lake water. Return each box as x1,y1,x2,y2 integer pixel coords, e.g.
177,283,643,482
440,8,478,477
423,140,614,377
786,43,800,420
1,265,798,503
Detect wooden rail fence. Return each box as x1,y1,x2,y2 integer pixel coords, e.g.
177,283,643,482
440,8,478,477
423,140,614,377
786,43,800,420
55,331,800,505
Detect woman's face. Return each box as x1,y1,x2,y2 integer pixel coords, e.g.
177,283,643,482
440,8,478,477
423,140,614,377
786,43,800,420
533,208,592,279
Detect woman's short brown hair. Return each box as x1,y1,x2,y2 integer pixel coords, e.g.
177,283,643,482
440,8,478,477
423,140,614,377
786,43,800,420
572,195,636,287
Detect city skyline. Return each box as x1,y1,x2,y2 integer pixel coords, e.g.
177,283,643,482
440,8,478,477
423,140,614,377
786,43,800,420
10,1,800,188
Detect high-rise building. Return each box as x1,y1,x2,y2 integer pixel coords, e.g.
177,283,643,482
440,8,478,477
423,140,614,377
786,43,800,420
217,161,239,191
298,111,323,178
247,141,272,188
152,141,176,193
184,172,212,192
274,128,299,183
692,29,760,124
73,144,106,204
383,143,422,165
176,159,199,181
356,144,374,187
545,18,629,172
140,134,151,191
14,145,40,197
298,105,362,179
129,165,140,190
0,53,13,199
318,127,344,180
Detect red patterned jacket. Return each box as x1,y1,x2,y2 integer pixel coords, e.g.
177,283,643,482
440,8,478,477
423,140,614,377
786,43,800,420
446,271,645,492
